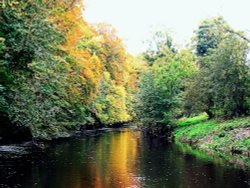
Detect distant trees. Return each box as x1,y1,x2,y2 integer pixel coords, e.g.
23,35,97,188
137,17,250,134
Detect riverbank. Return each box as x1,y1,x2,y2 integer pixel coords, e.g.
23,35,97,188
174,114,250,166
0,126,136,160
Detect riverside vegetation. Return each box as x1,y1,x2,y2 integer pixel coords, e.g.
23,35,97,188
134,17,250,161
0,0,139,141
0,1,249,163
175,114,250,166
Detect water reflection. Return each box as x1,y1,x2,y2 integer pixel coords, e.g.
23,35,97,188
0,128,249,188
94,130,141,188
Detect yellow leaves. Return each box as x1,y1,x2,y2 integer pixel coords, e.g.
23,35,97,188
89,54,103,72
79,75,85,82
94,103,104,112
47,0,138,125
90,54,101,67
69,86,80,96
81,56,103,87
65,29,85,50
69,50,91,63
95,78,131,124
107,88,131,122
89,55,103,81
51,1,87,33
82,69,94,80
103,71,111,80
55,1,103,94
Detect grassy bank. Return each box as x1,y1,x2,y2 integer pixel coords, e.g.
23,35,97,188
174,114,250,163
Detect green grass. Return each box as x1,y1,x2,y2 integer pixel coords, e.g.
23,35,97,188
237,138,250,151
174,116,250,158
175,121,217,140
177,113,208,127
174,115,250,167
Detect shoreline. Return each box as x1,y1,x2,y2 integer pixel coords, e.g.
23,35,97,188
174,116,250,167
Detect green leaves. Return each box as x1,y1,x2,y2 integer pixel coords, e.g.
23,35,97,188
143,31,176,66
0,1,93,140
194,17,228,57
93,71,131,125
207,35,249,117
0,0,136,140
0,84,8,114
136,33,196,131
186,17,250,118
0,0,63,70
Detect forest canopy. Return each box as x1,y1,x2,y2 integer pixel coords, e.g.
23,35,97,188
0,1,249,141
0,0,138,140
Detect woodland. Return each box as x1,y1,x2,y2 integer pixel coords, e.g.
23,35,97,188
0,0,249,153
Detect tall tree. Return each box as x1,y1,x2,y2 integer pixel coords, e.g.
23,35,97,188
136,32,195,135
185,17,250,118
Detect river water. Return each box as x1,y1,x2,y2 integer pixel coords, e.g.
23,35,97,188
0,128,249,188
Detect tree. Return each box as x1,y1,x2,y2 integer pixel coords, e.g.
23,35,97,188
0,0,137,140
207,35,249,117
185,17,250,118
143,31,176,66
193,17,228,57
136,32,196,135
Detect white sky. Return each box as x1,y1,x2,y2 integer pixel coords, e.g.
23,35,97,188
84,0,250,55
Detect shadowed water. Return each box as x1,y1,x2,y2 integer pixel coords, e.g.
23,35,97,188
0,128,249,188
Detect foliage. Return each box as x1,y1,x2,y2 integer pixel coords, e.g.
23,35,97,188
206,36,249,117
0,0,63,70
0,0,136,140
185,18,250,118
177,113,208,127
135,17,250,144
0,0,249,144
175,116,250,156
93,72,131,125
193,17,227,57
143,31,176,66
136,32,196,135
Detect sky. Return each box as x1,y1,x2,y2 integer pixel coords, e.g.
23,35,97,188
84,0,250,55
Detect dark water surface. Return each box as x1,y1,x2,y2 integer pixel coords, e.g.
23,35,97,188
0,128,249,188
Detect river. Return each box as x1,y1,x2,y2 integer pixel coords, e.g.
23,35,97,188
0,128,249,188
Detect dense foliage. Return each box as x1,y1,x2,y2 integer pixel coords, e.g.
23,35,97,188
0,0,249,142
135,32,196,135
0,0,137,140
136,17,250,135
184,17,250,118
